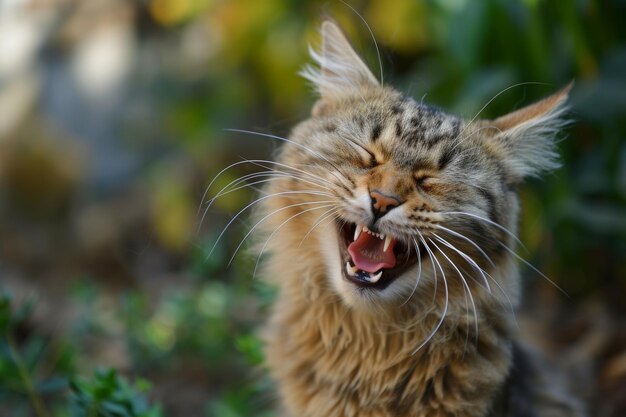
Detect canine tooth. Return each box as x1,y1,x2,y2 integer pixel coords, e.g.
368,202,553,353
345,262,357,276
384,235,392,252
354,224,363,241
369,270,383,283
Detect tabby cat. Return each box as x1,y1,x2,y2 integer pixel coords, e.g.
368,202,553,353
239,21,583,417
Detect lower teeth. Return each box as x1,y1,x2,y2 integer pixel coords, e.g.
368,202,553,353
367,270,383,283
346,262,383,283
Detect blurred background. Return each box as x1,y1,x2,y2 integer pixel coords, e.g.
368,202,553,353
0,0,625,416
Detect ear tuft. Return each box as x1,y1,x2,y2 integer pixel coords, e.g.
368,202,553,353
487,83,573,179
300,20,379,101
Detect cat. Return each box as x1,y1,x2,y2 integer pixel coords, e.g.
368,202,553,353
238,21,584,417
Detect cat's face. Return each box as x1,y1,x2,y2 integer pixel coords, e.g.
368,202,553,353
282,88,509,308
265,22,569,310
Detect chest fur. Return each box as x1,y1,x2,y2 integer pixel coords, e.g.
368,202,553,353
263,281,512,417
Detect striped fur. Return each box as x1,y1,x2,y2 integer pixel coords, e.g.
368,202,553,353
254,21,582,417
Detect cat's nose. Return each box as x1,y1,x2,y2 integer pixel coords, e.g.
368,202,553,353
370,190,401,221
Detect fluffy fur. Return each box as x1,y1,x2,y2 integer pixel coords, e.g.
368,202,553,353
246,21,583,417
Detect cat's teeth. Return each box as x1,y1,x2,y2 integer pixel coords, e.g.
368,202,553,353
379,233,385,240
363,225,369,232
345,262,357,277
383,235,392,252
354,224,363,241
368,270,383,283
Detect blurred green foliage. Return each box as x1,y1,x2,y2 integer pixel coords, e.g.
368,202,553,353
1,0,625,416
1,295,162,417
70,369,162,417
0,295,74,416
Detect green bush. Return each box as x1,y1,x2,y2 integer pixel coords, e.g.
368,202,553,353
70,369,161,417
0,295,162,417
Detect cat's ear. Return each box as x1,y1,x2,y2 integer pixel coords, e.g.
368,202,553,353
484,83,573,180
301,20,379,113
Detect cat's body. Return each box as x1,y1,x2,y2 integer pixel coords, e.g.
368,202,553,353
251,21,584,417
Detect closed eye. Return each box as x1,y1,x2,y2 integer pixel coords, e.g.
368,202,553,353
414,174,434,189
366,152,378,168
355,148,378,168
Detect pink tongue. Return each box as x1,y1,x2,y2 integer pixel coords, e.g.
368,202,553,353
347,231,397,273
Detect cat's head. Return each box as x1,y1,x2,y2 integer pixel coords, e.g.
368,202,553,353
266,21,570,311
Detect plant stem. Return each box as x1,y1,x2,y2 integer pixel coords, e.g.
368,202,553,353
7,335,51,417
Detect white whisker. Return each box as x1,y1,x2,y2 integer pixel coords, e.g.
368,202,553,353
198,157,339,231
207,190,335,258
246,159,341,189
228,201,336,266
435,224,496,268
206,173,317,209
429,237,479,349
431,232,517,330
440,211,525,249
224,128,354,189
498,242,569,297
339,0,383,86
199,171,335,234
456,82,549,142
298,207,343,247
401,238,422,306
432,233,491,293
252,205,338,280
412,235,448,355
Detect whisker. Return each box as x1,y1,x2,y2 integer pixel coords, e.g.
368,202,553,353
450,124,504,152
207,190,335,258
455,262,518,330
429,237,479,349
206,173,322,210
228,201,337,266
498,242,569,297
198,158,262,217
224,128,354,189
440,211,525,249
246,159,340,189
198,157,338,229
339,0,383,86
400,238,422,306
252,169,335,192
430,232,518,333
456,81,550,140
435,224,496,268
431,233,491,293
442,213,567,296
298,207,343,246
414,233,439,304
412,235,448,355
199,171,334,233
252,205,338,280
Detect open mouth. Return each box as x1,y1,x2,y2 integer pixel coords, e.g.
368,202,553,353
338,222,421,290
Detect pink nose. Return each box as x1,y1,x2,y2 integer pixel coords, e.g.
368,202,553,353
370,190,401,219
